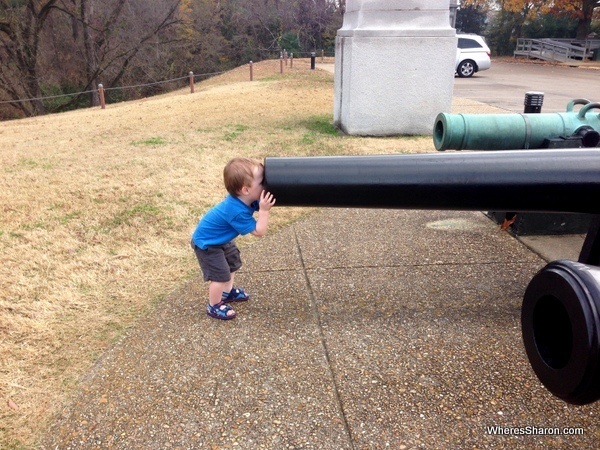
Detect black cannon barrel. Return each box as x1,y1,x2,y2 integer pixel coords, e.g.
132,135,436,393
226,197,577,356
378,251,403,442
264,149,600,214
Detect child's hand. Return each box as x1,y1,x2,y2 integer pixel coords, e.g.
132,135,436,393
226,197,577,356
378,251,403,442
252,191,276,237
259,190,276,211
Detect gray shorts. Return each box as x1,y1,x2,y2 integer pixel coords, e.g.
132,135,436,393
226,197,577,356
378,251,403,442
192,241,242,282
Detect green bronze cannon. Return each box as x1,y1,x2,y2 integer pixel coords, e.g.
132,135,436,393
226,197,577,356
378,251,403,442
434,99,600,151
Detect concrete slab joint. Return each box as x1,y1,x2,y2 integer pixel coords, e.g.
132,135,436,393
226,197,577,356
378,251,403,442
334,0,457,136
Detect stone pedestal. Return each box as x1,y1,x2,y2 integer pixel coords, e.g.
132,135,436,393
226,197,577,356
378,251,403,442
334,0,456,136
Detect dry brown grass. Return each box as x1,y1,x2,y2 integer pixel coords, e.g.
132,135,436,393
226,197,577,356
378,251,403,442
1,57,440,448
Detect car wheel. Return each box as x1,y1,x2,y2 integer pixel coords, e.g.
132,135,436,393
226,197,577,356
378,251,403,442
457,60,476,78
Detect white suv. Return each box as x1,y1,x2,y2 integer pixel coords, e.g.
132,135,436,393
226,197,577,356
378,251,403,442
456,34,491,78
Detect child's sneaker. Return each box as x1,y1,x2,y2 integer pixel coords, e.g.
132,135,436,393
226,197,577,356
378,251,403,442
222,287,250,303
207,301,236,320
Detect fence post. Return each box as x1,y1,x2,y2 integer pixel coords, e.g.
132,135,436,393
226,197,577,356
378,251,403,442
249,61,253,81
98,84,106,109
284,49,288,66
321,49,324,62
290,53,293,69
189,71,195,93
280,54,284,74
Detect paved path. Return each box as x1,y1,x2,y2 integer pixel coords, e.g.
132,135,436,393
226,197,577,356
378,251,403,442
454,58,600,113
43,209,600,449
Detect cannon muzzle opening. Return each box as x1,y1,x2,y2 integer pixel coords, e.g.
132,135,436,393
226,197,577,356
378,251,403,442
433,113,450,150
522,260,600,405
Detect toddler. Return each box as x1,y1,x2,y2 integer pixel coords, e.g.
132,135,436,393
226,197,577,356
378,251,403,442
191,158,276,320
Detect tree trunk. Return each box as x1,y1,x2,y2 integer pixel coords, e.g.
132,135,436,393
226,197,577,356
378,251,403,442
80,0,99,106
0,0,58,116
576,0,597,40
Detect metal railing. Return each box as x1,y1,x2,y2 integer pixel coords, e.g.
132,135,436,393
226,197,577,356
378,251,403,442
514,38,600,63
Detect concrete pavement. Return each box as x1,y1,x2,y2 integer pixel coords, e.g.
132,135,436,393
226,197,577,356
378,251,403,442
42,207,599,449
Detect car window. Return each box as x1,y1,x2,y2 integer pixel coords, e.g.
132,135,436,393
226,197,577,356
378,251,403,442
458,38,483,49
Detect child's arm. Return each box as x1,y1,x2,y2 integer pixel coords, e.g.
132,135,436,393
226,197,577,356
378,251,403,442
251,190,276,237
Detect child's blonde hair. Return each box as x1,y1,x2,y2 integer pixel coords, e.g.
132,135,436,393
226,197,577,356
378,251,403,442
223,158,262,196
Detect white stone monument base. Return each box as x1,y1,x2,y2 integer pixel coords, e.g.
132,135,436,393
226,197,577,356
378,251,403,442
334,36,456,136
333,0,457,136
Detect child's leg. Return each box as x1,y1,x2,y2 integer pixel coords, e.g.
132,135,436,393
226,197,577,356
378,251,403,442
208,277,234,306
220,243,244,299
192,242,236,317
207,280,235,319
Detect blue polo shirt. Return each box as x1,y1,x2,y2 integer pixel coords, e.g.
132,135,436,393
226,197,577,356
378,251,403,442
192,195,259,250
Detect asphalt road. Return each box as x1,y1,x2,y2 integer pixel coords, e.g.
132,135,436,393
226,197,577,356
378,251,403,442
453,59,600,113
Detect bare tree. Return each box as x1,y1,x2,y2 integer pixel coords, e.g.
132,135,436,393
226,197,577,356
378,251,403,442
0,0,59,116
60,0,182,106
0,0,181,117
